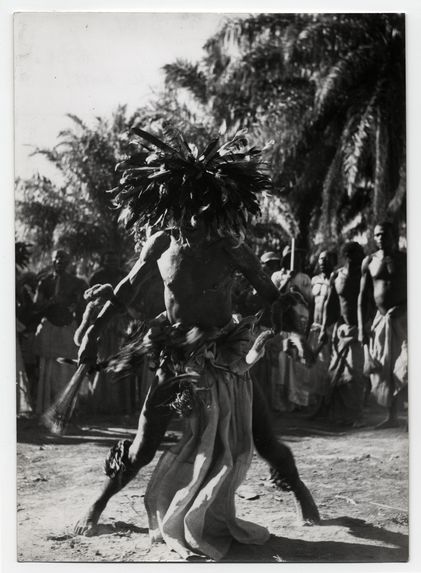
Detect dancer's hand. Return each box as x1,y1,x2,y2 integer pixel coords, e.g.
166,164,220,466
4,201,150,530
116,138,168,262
78,326,98,369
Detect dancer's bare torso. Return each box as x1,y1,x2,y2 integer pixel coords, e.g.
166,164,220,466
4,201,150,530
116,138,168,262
136,231,280,327
79,229,280,365
157,233,235,329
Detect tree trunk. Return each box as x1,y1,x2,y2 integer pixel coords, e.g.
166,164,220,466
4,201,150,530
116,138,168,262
373,107,390,222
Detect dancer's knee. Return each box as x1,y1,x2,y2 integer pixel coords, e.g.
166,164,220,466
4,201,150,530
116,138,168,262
103,438,156,481
129,441,156,468
104,439,136,479
254,433,276,458
255,434,291,464
255,437,300,486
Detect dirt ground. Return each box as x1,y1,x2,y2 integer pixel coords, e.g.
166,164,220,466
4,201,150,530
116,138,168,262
16,402,409,564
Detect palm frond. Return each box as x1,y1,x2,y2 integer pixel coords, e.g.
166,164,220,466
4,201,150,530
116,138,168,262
388,152,406,215
318,146,344,240
315,44,383,118
342,95,377,197
163,59,208,104
66,114,87,130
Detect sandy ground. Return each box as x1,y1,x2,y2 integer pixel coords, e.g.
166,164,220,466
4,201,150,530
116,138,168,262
16,402,408,564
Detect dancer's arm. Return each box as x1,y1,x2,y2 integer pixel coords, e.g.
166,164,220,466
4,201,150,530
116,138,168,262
78,231,170,366
225,241,292,333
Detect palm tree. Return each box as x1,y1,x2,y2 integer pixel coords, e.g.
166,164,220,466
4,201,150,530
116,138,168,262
16,93,227,266
16,106,146,264
164,14,406,251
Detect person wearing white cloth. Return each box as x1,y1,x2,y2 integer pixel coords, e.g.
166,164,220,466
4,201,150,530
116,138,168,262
74,128,320,559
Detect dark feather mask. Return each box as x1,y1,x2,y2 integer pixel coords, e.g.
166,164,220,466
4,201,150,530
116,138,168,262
108,124,273,241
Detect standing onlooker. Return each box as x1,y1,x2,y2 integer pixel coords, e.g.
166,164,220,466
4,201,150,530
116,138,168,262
311,251,337,328
260,251,282,277
89,251,126,288
33,249,87,414
271,246,312,410
272,246,312,304
15,247,37,415
307,251,337,401
358,222,407,428
249,251,283,406
16,271,38,402
88,251,132,415
16,318,33,415
320,242,367,426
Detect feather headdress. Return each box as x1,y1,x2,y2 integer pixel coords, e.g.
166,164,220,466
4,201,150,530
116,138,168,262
109,124,273,240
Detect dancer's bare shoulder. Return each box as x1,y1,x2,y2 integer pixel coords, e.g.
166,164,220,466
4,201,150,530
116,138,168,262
128,231,171,284
140,231,172,263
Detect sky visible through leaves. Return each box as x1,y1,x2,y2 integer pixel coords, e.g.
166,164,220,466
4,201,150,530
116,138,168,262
14,13,230,182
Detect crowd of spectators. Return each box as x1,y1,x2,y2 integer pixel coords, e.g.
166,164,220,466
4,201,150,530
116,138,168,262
16,222,407,430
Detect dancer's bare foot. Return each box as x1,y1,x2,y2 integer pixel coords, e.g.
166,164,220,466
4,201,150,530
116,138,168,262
74,504,103,536
294,480,320,525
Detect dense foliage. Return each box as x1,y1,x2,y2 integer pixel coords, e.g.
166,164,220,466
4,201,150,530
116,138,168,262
16,108,139,266
16,13,406,269
165,13,406,251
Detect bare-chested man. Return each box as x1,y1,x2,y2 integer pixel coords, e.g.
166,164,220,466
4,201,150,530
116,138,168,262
73,129,319,554
320,242,367,426
33,249,87,414
358,222,407,428
271,247,313,410
305,251,337,405
311,251,337,327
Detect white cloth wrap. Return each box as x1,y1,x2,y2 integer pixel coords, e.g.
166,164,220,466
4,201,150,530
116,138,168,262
369,307,408,406
144,318,270,561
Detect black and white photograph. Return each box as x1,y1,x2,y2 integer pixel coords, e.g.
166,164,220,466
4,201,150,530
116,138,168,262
8,6,418,567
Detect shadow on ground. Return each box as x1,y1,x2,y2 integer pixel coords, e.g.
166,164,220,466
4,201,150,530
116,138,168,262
18,401,405,447
76,521,149,538
59,516,407,563
224,516,408,563
16,416,182,449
